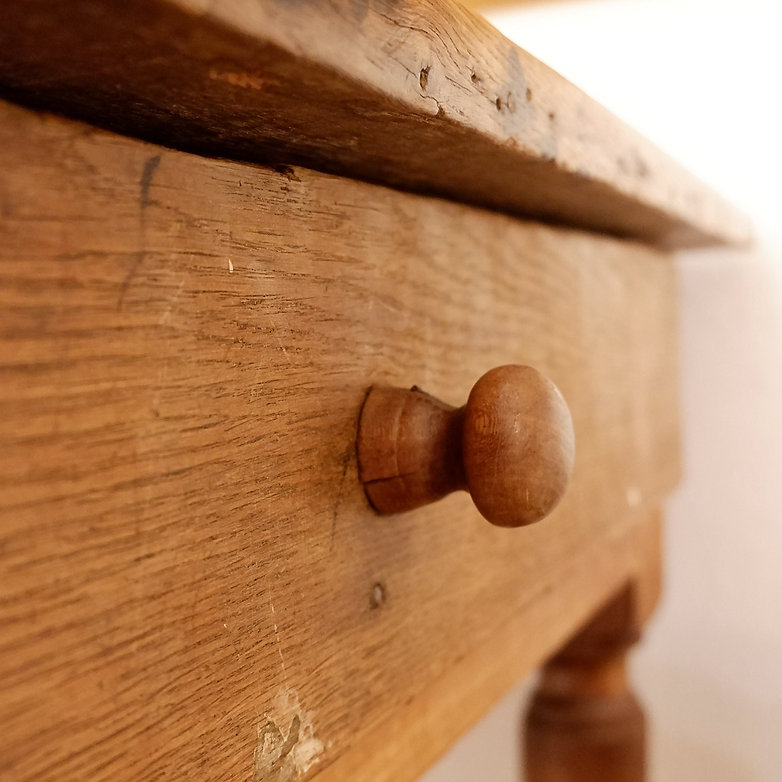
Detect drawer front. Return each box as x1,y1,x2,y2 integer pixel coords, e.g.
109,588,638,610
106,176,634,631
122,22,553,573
0,100,678,782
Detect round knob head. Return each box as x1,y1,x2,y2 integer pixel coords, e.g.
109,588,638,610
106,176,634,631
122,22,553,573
463,365,575,527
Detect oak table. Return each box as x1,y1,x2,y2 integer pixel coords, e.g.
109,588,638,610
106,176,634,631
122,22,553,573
0,2,748,781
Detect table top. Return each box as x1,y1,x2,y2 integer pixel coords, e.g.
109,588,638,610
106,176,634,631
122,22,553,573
0,0,748,247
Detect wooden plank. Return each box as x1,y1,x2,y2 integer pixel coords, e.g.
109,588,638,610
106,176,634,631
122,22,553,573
0,100,680,782
0,0,748,248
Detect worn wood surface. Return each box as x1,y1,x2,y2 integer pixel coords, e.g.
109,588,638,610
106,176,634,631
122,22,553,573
0,0,748,248
0,101,679,782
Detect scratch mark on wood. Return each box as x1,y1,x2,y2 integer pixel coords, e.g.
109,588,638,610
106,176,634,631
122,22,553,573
270,321,292,364
118,154,161,309
331,450,352,545
269,599,288,680
158,279,185,325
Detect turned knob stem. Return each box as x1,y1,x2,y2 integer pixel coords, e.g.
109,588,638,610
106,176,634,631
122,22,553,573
357,365,575,527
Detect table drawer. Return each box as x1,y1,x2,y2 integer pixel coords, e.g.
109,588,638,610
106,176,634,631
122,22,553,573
0,100,677,782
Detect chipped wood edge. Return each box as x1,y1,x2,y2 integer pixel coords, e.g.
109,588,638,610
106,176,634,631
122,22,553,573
0,0,750,248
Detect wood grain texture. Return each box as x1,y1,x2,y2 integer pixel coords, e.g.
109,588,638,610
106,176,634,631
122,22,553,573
0,0,748,248
0,100,679,782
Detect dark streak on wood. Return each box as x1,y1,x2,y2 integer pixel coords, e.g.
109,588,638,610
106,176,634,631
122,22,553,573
118,154,162,308
140,154,161,210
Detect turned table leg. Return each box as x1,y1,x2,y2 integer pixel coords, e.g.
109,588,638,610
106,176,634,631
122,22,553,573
524,585,647,782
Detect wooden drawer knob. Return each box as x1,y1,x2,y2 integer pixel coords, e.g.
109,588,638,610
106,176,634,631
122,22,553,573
357,365,575,527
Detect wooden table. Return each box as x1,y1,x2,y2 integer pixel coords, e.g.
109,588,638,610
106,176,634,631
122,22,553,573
0,2,748,781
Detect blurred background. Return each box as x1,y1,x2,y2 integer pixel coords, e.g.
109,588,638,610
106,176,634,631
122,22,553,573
422,1,782,779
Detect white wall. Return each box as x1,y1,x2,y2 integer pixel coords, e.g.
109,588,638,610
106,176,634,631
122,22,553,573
422,1,782,779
